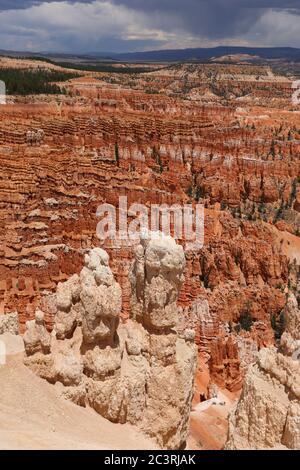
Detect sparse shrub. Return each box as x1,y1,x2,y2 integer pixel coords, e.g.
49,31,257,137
186,185,193,198
238,301,254,332
271,311,285,340
239,311,253,332
115,143,120,166
195,186,206,201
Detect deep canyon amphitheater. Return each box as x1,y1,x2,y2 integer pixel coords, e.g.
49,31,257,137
0,55,299,450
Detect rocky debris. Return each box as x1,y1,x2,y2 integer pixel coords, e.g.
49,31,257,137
225,293,300,449
24,235,197,450
0,312,19,335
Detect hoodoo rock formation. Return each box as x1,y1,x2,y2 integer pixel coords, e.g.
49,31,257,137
23,234,197,450
0,63,297,339
226,293,300,449
1,58,300,448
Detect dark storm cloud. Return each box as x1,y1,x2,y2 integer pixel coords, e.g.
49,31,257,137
0,0,47,8
1,1,299,41
111,0,300,38
111,0,300,12
1,0,300,11
0,0,299,52
0,0,94,10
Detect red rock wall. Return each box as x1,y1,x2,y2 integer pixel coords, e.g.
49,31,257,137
1,65,299,391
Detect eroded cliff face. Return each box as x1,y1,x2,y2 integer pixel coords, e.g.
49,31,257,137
226,293,300,450
1,59,299,398
23,234,197,450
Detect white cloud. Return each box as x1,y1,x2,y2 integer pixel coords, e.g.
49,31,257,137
246,9,300,47
0,1,157,52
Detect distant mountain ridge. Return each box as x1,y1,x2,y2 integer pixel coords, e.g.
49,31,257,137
108,46,300,62
1,46,300,63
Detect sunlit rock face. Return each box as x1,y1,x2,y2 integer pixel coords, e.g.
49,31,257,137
24,234,197,450
1,58,299,399
226,293,300,450
0,62,295,334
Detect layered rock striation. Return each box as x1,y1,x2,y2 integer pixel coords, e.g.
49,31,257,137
1,59,299,395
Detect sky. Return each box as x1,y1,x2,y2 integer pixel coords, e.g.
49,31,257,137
0,0,299,53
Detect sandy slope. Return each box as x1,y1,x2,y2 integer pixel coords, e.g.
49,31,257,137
0,335,155,450
266,223,300,264
187,362,238,450
189,390,237,450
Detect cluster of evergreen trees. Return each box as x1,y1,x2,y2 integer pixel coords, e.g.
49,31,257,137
56,62,155,74
0,68,78,95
